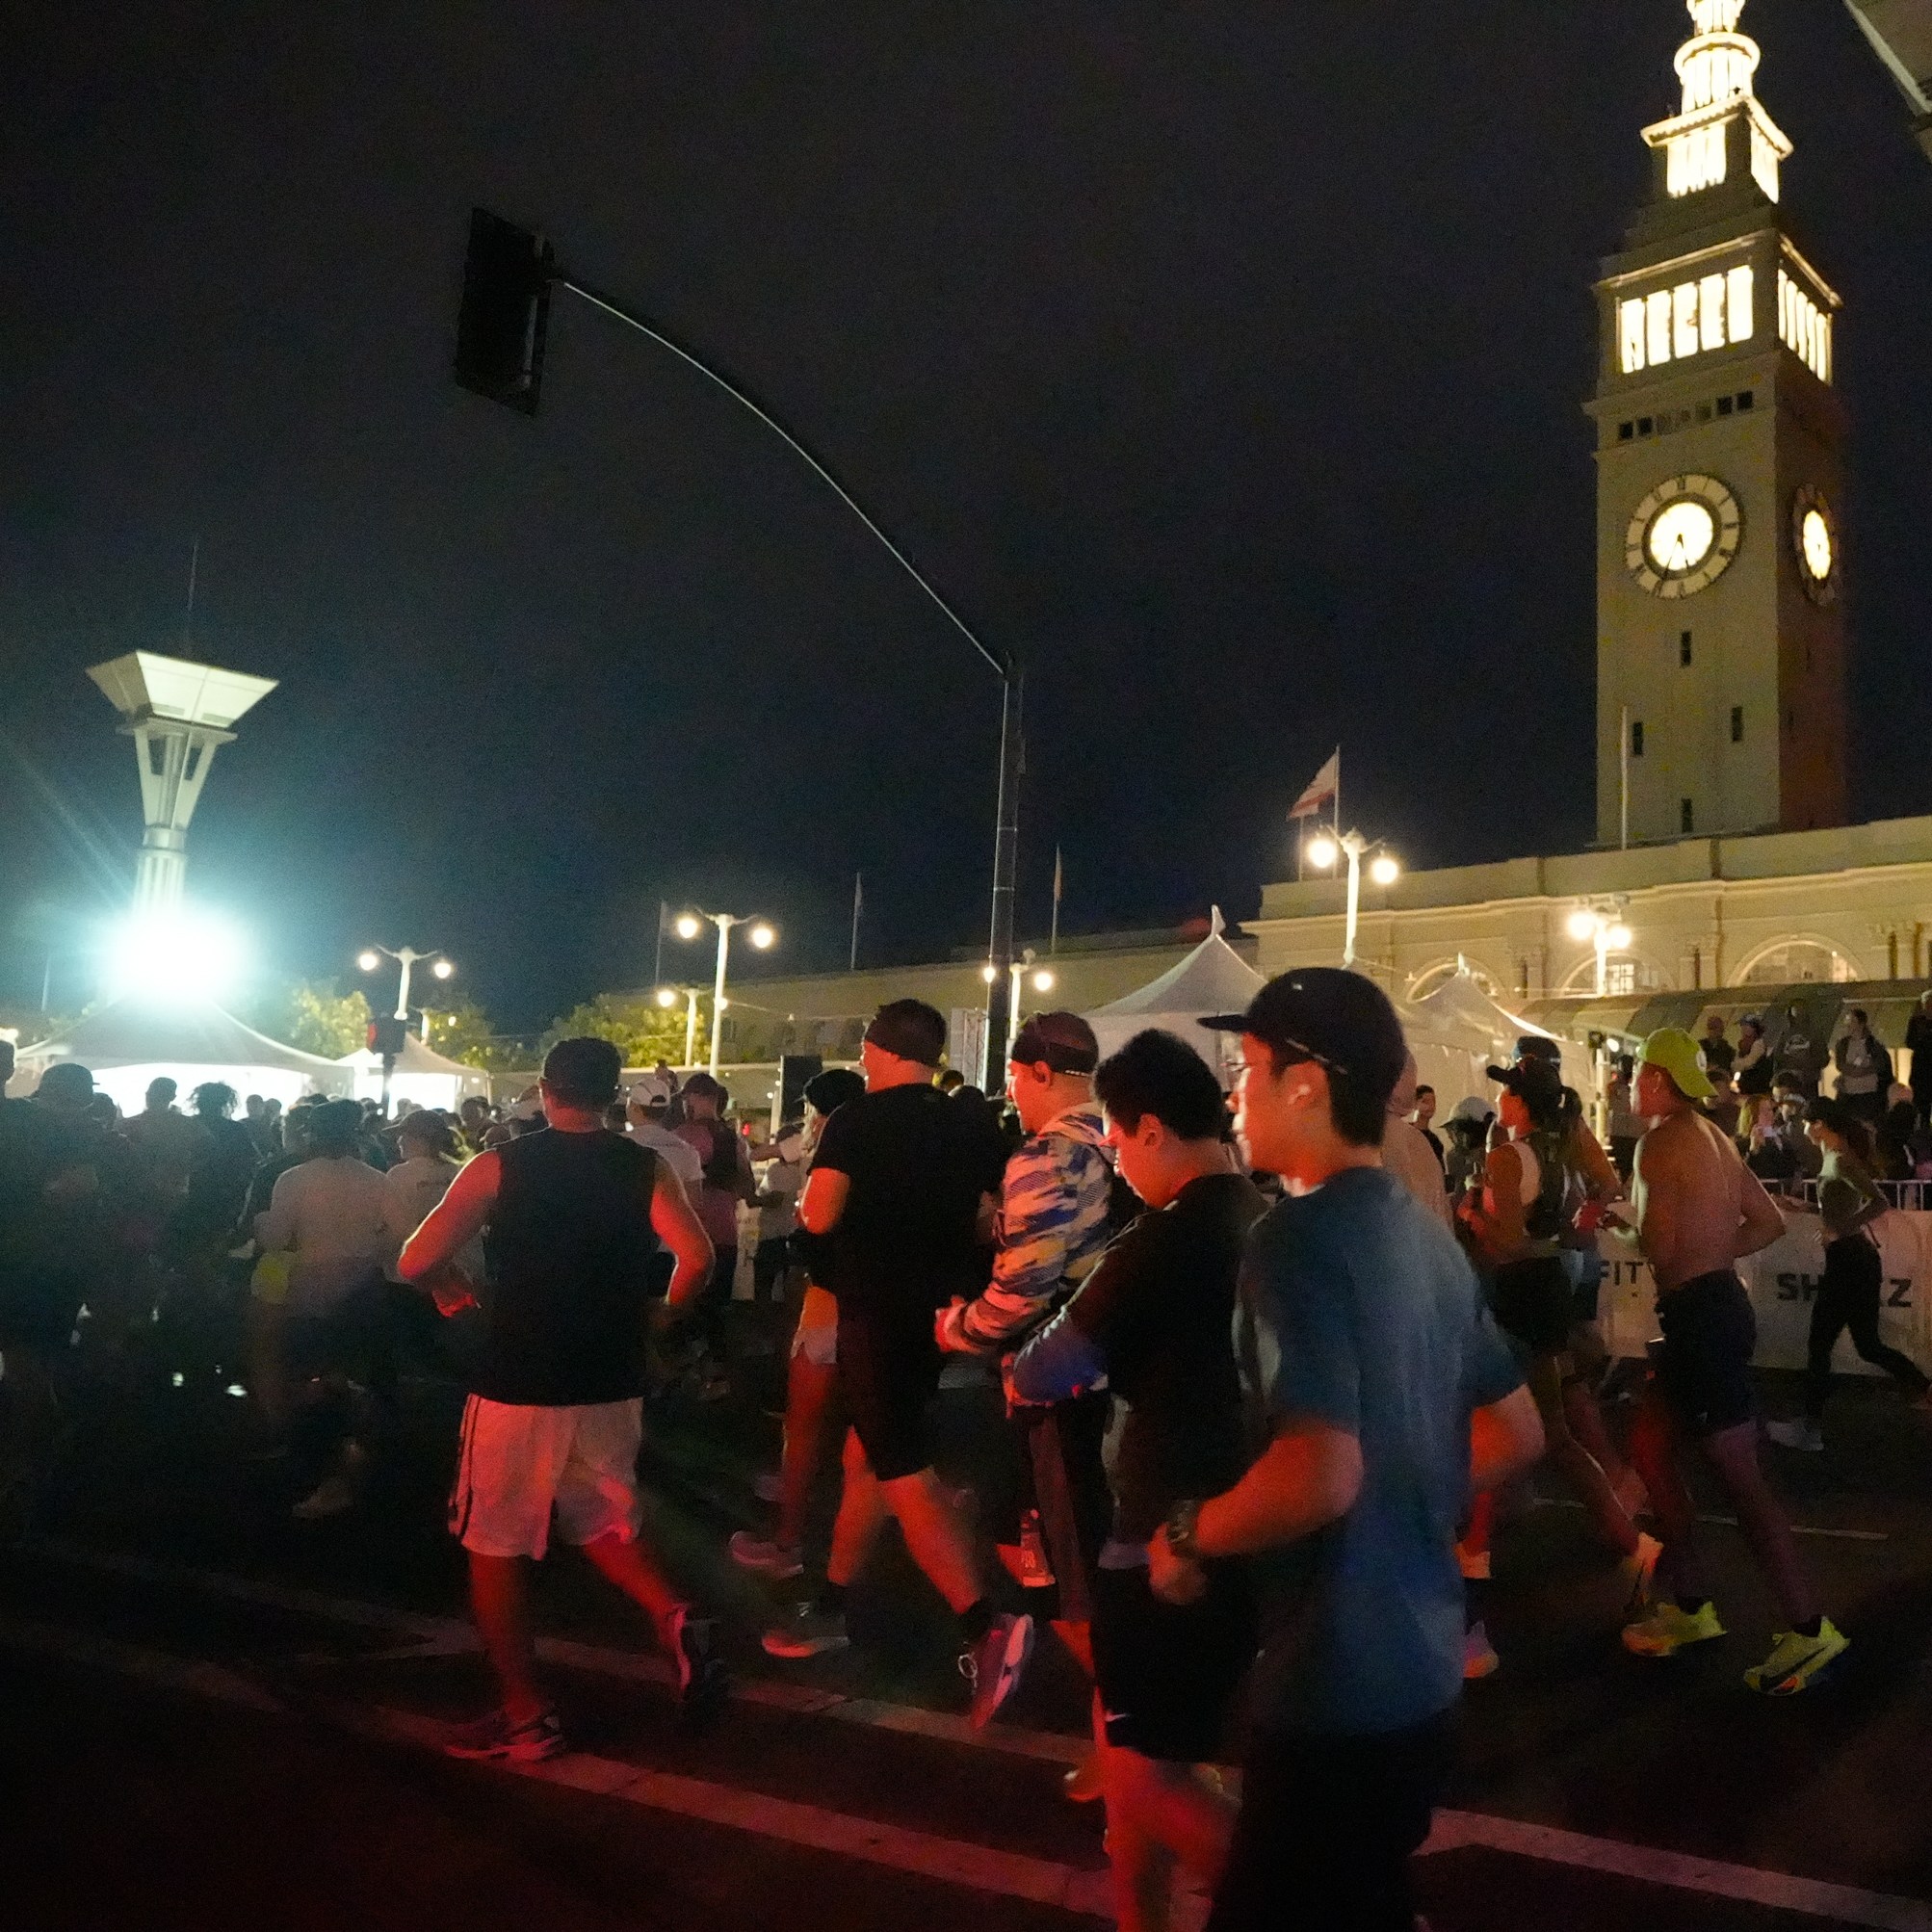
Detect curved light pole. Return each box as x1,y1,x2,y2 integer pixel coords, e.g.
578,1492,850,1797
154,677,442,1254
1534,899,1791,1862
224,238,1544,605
675,911,776,1076
1304,829,1400,968
453,213,1023,1090
655,984,704,1071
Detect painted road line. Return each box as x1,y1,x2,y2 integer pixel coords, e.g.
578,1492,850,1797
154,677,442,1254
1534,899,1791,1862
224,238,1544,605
1530,1499,1892,1542
372,1704,1118,1919
0,1611,1116,1924
24,1538,1932,1925
24,1537,1087,1763
1425,1811,1932,1931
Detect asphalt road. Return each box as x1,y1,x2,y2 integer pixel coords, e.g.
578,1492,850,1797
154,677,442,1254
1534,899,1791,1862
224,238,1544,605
6,1341,1932,1932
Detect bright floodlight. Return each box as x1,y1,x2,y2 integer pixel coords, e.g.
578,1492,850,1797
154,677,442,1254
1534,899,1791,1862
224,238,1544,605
1566,909,1599,942
106,910,246,1005
1305,834,1340,870
357,949,381,971
656,987,678,1009
1369,853,1400,888
1031,968,1057,993
431,957,456,980
980,963,999,984
674,913,703,941
1606,924,1634,953
749,922,776,951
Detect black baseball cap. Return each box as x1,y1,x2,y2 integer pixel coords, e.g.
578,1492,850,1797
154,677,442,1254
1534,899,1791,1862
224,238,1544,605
1009,1010,1099,1076
1200,968,1406,1102
1487,1059,1562,1107
1514,1035,1561,1066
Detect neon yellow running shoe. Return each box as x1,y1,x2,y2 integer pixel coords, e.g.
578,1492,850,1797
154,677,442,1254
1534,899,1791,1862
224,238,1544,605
1621,1599,1726,1657
1743,1619,1849,1694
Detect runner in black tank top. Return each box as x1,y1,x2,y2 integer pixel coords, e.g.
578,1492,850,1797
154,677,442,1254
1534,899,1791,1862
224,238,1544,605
477,1128,660,1406
401,1037,723,1761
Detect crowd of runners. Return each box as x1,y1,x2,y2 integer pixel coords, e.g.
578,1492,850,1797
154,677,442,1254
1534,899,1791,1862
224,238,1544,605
0,965,1898,1931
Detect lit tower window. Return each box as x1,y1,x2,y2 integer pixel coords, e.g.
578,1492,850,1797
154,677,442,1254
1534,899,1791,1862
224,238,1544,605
1641,0,1791,206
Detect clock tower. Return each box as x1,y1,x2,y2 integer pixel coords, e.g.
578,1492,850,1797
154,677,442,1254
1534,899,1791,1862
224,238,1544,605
1590,0,1847,847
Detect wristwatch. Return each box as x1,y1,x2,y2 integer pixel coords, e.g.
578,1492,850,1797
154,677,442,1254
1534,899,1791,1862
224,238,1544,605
1164,1499,1204,1562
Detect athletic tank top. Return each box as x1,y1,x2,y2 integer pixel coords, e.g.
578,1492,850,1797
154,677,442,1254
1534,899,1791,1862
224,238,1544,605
476,1127,660,1405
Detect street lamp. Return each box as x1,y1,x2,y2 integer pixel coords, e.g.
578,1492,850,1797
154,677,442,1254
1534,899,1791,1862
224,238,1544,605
357,944,453,1022
675,909,778,1076
655,984,703,1069
1305,829,1400,968
1566,902,1634,998
1001,948,1057,1059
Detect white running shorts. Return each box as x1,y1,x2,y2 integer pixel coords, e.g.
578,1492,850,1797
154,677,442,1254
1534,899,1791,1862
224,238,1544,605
448,1395,643,1560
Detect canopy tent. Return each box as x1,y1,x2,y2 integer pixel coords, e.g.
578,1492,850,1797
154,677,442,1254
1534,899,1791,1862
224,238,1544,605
336,1034,491,1112
1399,963,1592,1118
9,993,353,1113
1083,908,1266,1075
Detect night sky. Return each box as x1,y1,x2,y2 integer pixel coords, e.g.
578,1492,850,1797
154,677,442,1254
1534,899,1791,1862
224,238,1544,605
4,2,1930,1031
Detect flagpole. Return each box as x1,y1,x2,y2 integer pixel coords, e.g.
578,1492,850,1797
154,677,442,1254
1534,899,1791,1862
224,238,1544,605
653,899,666,988
849,872,863,972
1050,846,1062,956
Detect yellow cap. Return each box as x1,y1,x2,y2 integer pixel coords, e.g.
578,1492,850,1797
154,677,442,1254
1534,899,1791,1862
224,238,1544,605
1640,1026,1714,1102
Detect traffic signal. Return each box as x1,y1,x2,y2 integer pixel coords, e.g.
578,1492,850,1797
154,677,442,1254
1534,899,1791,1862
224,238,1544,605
368,1015,408,1058
454,209,555,415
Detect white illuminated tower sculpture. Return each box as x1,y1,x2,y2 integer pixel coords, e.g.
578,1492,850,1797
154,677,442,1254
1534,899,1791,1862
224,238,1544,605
87,651,277,918
1589,0,1847,847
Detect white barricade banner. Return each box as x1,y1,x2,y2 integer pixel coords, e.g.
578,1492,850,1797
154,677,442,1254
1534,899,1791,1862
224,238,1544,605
1601,1210,1932,1374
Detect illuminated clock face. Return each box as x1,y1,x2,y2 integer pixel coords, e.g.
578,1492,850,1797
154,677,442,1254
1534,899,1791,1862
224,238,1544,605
1791,485,1839,605
1647,500,1716,574
1626,474,1742,599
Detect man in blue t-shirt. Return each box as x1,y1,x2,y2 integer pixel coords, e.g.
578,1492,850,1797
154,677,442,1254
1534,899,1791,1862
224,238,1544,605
1149,970,1544,1932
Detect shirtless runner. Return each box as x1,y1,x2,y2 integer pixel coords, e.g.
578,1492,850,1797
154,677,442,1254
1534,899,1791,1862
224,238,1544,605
1615,1028,1849,1692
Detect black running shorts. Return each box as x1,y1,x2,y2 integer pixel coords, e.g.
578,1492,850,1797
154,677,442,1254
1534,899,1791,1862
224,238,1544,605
1092,1561,1255,1764
836,1301,943,1482
1654,1269,1758,1437
1489,1254,1575,1357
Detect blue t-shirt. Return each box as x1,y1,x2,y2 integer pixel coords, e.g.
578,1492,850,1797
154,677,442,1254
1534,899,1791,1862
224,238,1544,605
1236,1165,1522,1737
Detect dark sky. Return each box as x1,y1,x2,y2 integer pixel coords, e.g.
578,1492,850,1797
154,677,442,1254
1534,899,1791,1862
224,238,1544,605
5,2,1930,1031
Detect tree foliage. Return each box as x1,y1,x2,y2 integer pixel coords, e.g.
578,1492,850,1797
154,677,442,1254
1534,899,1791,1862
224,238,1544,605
250,979,373,1059
425,1000,530,1074
539,992,710,1067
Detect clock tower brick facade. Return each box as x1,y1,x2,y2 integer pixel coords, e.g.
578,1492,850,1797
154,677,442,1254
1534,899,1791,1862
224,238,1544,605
1588,0,1848,848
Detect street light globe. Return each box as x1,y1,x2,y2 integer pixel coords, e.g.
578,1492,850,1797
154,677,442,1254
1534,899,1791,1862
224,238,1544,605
1305,833,1340,871
1606,924,1633,953
655,987,677,1009
1031,969,1056,993
980,963,999,984
431,957,455,980
1369,853,1400,888
1566,909,1599,943
356,950,381,972
748,923,776,951
674,913,702,941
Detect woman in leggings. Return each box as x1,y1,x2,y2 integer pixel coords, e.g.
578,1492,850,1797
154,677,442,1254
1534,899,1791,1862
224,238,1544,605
1767,1100,1930,1453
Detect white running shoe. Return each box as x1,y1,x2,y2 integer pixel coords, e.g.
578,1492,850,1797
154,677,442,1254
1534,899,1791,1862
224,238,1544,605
1766,1418,1825,1453
729,1531,804,1580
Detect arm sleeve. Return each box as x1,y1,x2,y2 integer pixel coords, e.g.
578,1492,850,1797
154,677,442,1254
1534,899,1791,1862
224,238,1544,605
951,1138,1085,1352
1008,1300,1110,1403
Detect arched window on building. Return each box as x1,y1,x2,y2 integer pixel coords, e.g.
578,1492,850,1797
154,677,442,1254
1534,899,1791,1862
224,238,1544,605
1734,939,1859,987
1406,959,1503,1003
1555,952,1667,997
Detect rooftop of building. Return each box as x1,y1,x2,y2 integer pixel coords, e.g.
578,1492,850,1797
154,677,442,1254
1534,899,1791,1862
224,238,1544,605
1258,812,1932,923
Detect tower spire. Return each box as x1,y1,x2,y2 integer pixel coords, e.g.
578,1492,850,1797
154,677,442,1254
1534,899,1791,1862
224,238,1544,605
1642,0,1790,203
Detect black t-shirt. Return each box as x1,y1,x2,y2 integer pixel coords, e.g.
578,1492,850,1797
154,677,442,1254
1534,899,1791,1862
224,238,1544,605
1068,1170,1267,1543
811,1083,1008,1317
476,1127,661,1405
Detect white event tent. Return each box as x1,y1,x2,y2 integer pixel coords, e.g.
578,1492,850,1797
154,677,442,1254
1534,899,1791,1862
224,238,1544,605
1399,964,1590,1117
336,1034,491,1112
9,993,353,1112
1083,909,1266,1077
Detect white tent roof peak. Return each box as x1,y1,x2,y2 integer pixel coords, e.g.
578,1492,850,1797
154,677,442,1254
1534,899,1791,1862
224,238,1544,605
1087,914,1264,1022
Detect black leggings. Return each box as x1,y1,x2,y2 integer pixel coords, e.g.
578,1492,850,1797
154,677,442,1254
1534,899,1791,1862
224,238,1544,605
1805,1236,1930,1420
